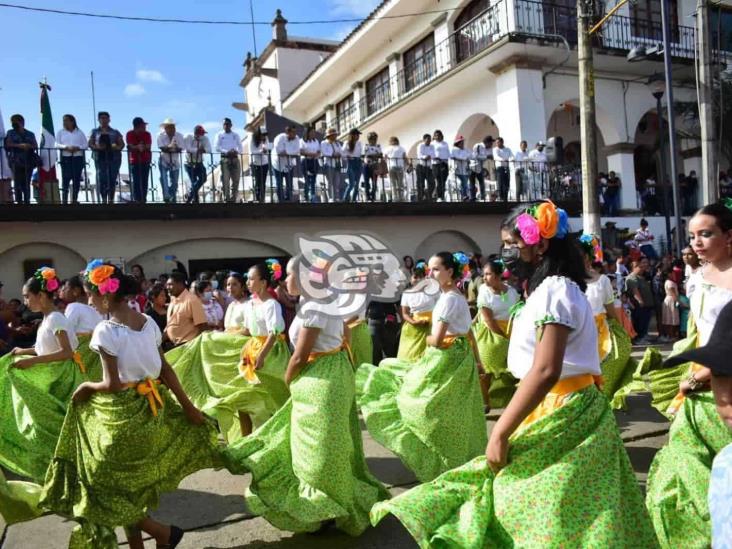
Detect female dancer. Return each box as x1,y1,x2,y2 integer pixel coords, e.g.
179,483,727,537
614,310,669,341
396,259,438,362
359,252,487,482
578,234,635,407
223,258,389,535
371,201,656,547
0,268,84,481
646,201,732,548
238,260,290,434
60,275,103,381
473,257,520,408
40,262,220,549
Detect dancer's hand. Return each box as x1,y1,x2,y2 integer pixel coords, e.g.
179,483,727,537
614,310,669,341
184,406,205,426
72,382,95,403
12,357,35,369
486,431,509,474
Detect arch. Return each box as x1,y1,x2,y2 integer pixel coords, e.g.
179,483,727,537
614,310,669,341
633,108,662,184
128,237,291,281
545,98,620,146
455,113,500,148
414,230,482,260
546,103,608,172
0,242,88,299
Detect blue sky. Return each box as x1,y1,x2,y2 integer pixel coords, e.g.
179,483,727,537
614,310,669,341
1,0,379,137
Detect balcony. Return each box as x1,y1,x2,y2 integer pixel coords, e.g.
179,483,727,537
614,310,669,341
332,0,698,133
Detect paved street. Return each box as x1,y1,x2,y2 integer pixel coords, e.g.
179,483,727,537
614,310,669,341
1,347,672,548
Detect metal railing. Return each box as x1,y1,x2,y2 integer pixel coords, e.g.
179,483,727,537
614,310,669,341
331,0,698,132
0,145,582,205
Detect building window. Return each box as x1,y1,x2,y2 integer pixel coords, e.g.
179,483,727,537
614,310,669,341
542,0,578,46
710,7,732,52
630,0,679,41
454,0,498,63
336,94,356,135
403,34,436,92
365,67,391,116
311,114,327,133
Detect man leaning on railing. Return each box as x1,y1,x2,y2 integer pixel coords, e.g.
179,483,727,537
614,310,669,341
125,117,152,204
56,114,87,205
184,125,211,204
157,118,185,204
215,118,243,203
89,111,124,205
272,126,300,203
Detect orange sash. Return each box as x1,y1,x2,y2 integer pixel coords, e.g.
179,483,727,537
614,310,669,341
412,311,433,324
594,313,613,362
307,343,348,364
346,318,366,330
666,363,704,415
438,334,467,349
123,378,164,416
238,334,286,384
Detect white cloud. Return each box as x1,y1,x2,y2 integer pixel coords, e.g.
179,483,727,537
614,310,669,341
201,121,222,132
124,83,146,97
329,0,380,18
136,69,168,84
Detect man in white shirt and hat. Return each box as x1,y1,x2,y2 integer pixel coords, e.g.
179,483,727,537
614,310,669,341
271,125,300,203
319,128,342,202
528,140,548,199
451,135,471,201
184,125,212,204
214,118,243,203
492,137,513,202
157,118,185,203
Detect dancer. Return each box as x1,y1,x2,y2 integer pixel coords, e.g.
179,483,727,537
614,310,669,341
0,268,84,481
60,275,103,381
646,201,732,548
579,233,636,408
472,257,520,408
223,257,390,535
371,201,657,547
39,261,221,549
396,260,438,362
360,251,487,482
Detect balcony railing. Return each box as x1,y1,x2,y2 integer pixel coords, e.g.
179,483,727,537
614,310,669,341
332,0,698,133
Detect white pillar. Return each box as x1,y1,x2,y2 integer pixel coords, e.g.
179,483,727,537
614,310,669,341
324,104,335,129
386,52,402,101
351,82,365,127
605,143,638,211
431,13,452,76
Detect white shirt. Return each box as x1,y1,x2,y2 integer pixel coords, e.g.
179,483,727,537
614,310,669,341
341,141,363,160
689,270,732,346
320,140,342,168
493,146,513,167
246,298,285,336
508,276,600,380
300,138,320,157
383,145,407,169
451,146,470,176
215,130,243,154
363,143,382,164
470,143,488,173
477,285,520,321
184,134,212,164
224,299,248,330
90,317,162,383
65,302,103,334
289,309,344,354
528,148,548,171
634,228,654,246
35,311,79,355
514,150,530,168
585,275,615,315
202,299,223,327
417,143,434,166
272,133,301,172
401,289,439,314
248,139,270,166
157,131,186,167
432,291,472,336
56,128,88,157
433,140,450,162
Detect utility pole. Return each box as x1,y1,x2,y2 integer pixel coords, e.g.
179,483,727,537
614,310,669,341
577,0,601,237
696,0,718,203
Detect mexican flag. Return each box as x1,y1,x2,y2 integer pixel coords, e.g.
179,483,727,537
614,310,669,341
38,83,58,192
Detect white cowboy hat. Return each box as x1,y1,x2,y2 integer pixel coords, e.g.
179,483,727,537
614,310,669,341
160,117,176,127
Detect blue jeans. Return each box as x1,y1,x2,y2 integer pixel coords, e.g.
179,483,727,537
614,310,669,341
457,174,469,200
343,158,362,202
632,306,653,340
303,158,318,203
160,164,179,202
185,163,206,203
130,162,150,203
640,243,658,260
96,157,121,203
274,168,293,202
60,156,84,203
362,163,378,201
604,190,620,215
252,163,269,203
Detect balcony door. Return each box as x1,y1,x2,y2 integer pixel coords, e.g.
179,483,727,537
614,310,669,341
630,0,679,41
542,0,578,45
454,0,492,63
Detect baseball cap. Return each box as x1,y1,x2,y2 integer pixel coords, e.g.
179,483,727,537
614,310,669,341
132,117,148,127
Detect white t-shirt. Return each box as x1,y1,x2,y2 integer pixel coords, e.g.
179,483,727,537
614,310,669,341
585,275,615,316
432,291,472,336
90,316,162,383
64,302,103,334
400,289,439,314
383,145,406,169
246,298,285,336
35,311,79,355
224,299,248,330
341,141,363,160
508,276,600,380
689,270,732,346
202,300,223,327
289,309,344,354
477,285,520,321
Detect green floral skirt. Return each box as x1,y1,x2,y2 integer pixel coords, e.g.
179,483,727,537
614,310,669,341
76,334,103,383
39,384,222,548
167,331,289,442
600,318,637,409
0,469,43,525
397,321,430,363
223,351,389,535
646,392,732,548
472,322,517,409
0,354,85,481
349,321,373,369
360,338,487,483
371,385,658,548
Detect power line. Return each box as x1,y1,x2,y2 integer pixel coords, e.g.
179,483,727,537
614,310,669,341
0,2,457,26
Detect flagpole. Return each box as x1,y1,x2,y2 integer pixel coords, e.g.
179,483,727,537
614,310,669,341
90,71,97,127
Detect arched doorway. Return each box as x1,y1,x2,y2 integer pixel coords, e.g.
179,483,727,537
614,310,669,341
455,113,500,148
546,103,607,171
633,109,661,184
414,230,482,260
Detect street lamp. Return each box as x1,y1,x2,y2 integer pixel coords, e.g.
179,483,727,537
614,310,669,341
648,75,673,254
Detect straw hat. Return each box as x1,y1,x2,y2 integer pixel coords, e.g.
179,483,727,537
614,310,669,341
160,117,176,127
325,128,338,138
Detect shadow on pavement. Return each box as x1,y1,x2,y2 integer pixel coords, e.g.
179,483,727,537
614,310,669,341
152,488,250,528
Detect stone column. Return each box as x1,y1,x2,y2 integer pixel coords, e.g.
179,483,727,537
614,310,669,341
605,142,638,211
386,52,402,103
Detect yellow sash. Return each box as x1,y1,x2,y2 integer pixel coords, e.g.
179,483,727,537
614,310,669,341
346,318,366,330
307,344,347,364
239,334,286,384
123,378,164,417
412,311,433,324
594,313,613,362
438,334,467,349
517,374,602,432
72,332,92,374
666,362,704,415
495,319,510,336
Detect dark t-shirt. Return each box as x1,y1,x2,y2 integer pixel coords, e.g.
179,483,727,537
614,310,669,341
625,273,654,307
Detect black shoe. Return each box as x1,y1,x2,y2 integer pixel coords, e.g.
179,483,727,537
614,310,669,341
157,525,184,548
